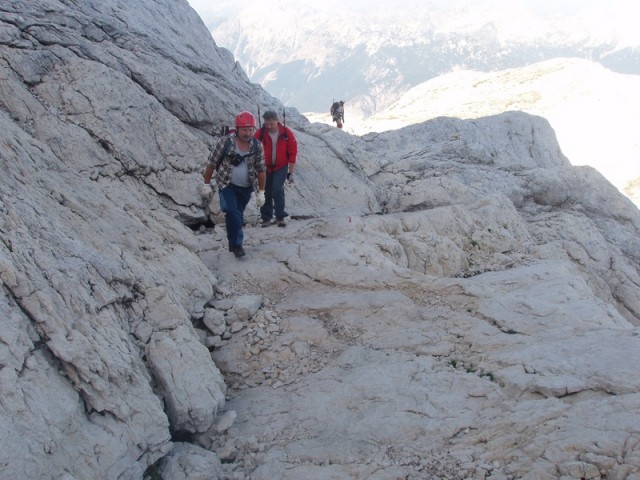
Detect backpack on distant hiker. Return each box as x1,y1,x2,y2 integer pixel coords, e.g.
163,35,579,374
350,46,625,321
330,100,344,128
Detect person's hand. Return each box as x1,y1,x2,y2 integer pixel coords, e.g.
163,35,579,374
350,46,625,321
200,183,213,199
286,173,294,186
256,190,265,208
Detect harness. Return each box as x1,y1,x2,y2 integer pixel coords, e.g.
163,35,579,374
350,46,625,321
216,136,259,170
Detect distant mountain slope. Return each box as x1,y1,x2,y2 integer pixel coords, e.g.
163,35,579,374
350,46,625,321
205,0,640,114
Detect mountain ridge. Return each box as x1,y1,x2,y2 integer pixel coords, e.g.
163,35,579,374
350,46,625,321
303,57,640,207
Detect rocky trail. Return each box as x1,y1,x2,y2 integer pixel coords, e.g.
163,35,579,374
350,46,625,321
193,214,640,479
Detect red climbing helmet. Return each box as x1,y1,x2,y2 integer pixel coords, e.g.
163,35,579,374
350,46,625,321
235,111,256,128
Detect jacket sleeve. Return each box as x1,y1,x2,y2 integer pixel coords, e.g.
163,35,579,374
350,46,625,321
286,128,298,164
207,137,226,167
253,140,266,173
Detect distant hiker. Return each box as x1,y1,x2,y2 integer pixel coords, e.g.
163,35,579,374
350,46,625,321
330,100,345,128
255,110,298,227
202,111,266,258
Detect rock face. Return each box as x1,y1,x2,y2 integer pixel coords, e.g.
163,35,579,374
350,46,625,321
1,1,640,480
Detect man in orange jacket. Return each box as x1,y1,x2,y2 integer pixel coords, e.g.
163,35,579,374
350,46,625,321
255,110,298,227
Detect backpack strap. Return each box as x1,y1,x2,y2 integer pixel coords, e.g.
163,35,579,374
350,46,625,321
218,136,261,169
215,136,234,170
249,137,260,156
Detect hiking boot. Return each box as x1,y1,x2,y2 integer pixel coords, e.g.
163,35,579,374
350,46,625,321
261,219,272,228
232,246,246,258
276,219,286,228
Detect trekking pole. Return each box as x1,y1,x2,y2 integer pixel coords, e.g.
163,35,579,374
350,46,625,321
257,105,262,129
282,107,289,141
282,107,293,185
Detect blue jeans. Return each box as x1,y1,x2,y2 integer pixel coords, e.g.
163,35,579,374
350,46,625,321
219,184,253,248
260,167,288,221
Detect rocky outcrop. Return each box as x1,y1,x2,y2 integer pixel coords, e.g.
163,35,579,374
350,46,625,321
2,1,640,479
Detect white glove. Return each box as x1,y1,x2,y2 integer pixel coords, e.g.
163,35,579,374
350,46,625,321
255,190,265,208
200,183,213,199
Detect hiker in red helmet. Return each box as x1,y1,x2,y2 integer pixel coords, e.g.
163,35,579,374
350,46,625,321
254,110,298,227
202,111,266,258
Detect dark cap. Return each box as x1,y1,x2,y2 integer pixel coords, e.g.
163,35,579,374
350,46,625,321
263,110,279,121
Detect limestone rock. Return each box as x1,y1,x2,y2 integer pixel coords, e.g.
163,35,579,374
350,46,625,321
157,442,223,480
